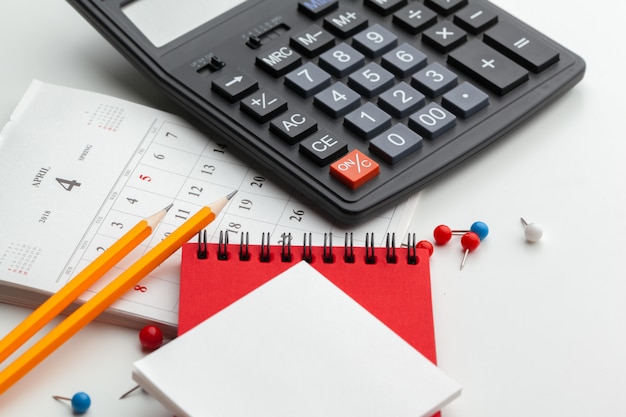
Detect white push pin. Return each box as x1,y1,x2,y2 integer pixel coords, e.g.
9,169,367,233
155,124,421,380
520,218,543,242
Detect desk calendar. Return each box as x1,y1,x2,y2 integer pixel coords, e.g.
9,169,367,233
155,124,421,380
0,80,418,336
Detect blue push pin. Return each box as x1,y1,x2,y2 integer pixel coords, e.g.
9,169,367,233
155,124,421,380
470,221,489,241
53,391,91,414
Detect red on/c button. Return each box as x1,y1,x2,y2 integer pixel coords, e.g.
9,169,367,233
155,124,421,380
330,149,380,190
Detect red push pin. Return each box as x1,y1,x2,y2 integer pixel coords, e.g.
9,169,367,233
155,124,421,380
139,325,163,351
416,240,434,256
120,325,165,400
433,225,454,245
460,232,481,270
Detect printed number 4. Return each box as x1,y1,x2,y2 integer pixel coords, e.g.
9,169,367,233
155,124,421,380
56,177,81,191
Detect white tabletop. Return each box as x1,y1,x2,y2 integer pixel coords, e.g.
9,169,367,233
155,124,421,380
1,1,624,416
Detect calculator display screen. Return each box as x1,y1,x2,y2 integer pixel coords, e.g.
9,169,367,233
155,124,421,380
122,0,246,47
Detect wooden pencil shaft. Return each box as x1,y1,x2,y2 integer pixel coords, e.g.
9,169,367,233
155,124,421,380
0,221,151,364
0,204,217,395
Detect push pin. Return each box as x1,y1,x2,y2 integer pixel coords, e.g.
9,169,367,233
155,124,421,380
52,391,91,414
416,240,434,256
119,384,142,400
460,232,481,270
433,221,489,245
433,224,454,245
120,325,164,399
139,325,164,351
521,217,543,242
469,221,489,241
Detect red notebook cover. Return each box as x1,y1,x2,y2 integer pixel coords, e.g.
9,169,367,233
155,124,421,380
178,234,437,366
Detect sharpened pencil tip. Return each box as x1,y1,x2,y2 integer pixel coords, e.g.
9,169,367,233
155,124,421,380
226,190,237,200
164,203,174,212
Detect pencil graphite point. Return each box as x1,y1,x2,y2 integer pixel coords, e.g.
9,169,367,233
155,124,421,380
145,204,174,230
226,190,237,200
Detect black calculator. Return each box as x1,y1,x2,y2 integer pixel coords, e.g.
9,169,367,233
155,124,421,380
66,0,585,223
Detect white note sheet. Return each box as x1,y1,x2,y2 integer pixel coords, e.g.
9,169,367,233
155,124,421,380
133,261,461,417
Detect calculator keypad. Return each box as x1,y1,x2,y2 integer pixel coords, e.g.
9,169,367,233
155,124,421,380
213,0,570,191
195,0,581,220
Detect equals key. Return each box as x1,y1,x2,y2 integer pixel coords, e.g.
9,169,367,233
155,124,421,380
483,21,560,73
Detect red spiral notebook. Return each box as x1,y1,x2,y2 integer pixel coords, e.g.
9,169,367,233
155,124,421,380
178,233,441,416
178,233,438,365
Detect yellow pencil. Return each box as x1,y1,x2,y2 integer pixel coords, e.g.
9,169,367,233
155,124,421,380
0,191,235,395
0,204,172,365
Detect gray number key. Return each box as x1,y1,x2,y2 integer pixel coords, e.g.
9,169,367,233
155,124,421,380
369,124,423,164
408,102,456,139
285,62,332,98
352,24,398,58
411,62,458,98
381,43,427,77
314,82,361,118
378,82,425,118
442,81,489,118
344,103,392,139
348,62,394,98
318,43,366,77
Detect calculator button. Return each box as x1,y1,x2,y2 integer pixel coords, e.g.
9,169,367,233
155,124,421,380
314,82,361,118
441,81,489,119
365,0,407,16
381,43,427,77
422,22,467,53
318,43,366,78
299,129,349,166
453,6,498,35
369,124,423,164
344,103,392,139
323,9,369,38
255,45,302,77
212,70,258,103
483,22,560,73
298,0,338,19
330,149,380,190
290,25,335,58
285,62,332,98
240,88,288,123
378,82,426,118
347,62,394,98
424,0,468,16
408,102,457,139
352,24,398,58
448,39,529,95
269,108,318,145
411,62,458,98
392,4,438,35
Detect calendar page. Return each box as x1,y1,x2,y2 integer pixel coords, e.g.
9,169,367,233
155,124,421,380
0,80,419,335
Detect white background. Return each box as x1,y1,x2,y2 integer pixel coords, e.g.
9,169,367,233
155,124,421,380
1,1,624,416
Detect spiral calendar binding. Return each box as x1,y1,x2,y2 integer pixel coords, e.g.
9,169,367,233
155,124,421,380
196,231,423,266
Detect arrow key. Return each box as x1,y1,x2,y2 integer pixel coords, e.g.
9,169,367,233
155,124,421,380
212,70,259,103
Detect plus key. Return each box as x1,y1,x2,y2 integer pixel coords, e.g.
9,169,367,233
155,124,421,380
448,39,529,95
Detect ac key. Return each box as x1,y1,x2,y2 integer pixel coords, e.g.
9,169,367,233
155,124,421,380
448,39,529,95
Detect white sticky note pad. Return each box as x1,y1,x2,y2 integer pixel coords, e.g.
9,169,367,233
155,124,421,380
132,261,461,417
